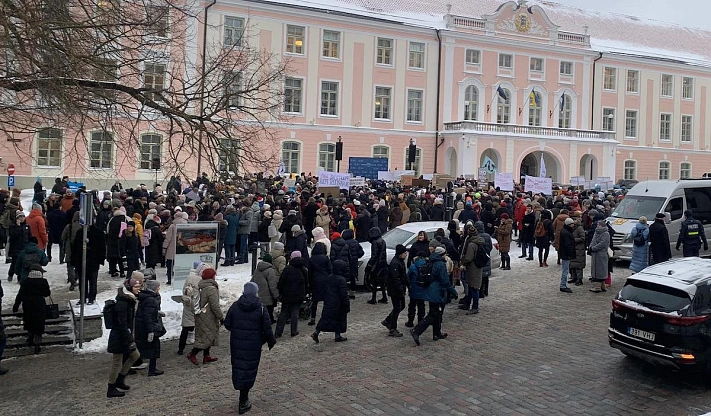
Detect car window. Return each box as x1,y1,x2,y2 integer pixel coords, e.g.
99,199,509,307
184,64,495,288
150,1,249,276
620,279,691,313
426,231,436,241
684,187,711,224
664,197,684,222
381,228,415,250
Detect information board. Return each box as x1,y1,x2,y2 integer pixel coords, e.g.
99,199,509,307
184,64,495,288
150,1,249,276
348,157,389,180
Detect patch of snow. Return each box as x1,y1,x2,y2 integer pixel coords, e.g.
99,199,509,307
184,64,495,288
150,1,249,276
617,299,682,317
590,38,711,68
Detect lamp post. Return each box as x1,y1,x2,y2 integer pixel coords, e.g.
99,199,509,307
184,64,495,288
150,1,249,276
335,135,343,173
407,138,416,171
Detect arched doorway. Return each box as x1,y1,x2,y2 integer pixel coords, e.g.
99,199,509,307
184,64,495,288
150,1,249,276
479,148,501,182
579,154,598,180
444,147,458,177
519,151,560,182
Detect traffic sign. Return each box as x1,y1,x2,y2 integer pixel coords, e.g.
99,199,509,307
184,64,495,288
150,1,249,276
7,175,14,187
6,164,15,175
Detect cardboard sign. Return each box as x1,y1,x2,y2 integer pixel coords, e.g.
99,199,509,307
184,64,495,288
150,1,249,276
318,186,341,198
412,179,431,188
349,176,366,187
524,176,553,195
401,175,414,186
494,172,514,191
318,171,351,189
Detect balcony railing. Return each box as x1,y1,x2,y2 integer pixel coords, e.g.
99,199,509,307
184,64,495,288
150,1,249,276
444,121,616,141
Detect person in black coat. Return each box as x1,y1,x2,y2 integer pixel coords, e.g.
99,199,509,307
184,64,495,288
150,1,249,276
311,259,350,343
354,206,372,243
366,227,388,305
429,201,445,222
71,223,107,305
480,203,496,236
286,225,309,261
329,232,351,267
46,205,65,263
135,280,165,376
519,205,535,260
376,202,389,234
341,229,364,298
408,231,430,268
224,282,276,415
7,213,30,281
119,221,141,278
275,253,308,338
144,220,164,270
534,210,555,267
303,200,318,245
307,243,332,325
95,201,113,235
106,277,141,398
106,209,128,277
12,264,50,354
278,210,300,249
558,219,576,293
649,212,672,265
383,244,408,337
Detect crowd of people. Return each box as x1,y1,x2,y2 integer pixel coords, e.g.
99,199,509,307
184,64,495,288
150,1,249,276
1,172,710,412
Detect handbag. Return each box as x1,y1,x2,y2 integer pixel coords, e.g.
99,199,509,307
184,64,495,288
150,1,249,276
45,296,60,320
607,247,614,258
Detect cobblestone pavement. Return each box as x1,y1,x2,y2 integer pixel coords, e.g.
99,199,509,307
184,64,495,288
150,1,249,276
3,262,711,416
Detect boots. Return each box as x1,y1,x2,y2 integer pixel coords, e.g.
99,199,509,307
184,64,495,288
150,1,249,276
203,355,218,364
238,399,252,414
367,297,377,305
404,318,414,328
107,384,126,398
186,353,199,365
115,374,131,390
378,297,388,304
33,345,41,355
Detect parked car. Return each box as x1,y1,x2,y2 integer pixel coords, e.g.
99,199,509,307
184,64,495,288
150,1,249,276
609,257,711,372
356,221,500,288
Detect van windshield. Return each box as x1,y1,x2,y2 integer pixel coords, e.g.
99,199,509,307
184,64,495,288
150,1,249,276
611,196,665,220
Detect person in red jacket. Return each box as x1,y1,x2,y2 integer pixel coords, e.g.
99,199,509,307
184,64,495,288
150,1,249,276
513,197,527,239
25,204,48,251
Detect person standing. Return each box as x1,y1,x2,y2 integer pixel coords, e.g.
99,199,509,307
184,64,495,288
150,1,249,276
311,259,351,343
0,280,7,375
271,242,287,276
223,207,239,266
106,277,142,398
557,218,576,293
365,227,388,304
15,236,49,284
459,226,485,314
12,264,50,354
224,282,276,415
274,251,307,338
7,212,29,282
382,245,408,337
629,216,650,273
71,221,106,305
315,204,332,237
135,280,165,376
61,212,82,290
186,268,223,365
473,222,493,299
534,210,554,267
119,221,141,278
178,263,206,355
519,205,535,261
25,203,48,252
552,209,570,265
495,214,513,270
341,229,363,299
250,255,279,324
238,205,252,265
676,209,708,258
287,224,309,261
106,208,129,278
307,243,331,326
649,212,672,265
569,214,587,286
163,212,188,284
589,219,611,293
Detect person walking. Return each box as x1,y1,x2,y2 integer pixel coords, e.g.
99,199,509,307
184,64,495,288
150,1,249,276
495,214,513,270
629,216,650,273
178,262,207,355
163,212,188,284
382,244,408,337
7,212,30,282
459,226,485,314
0,280,7,375
119,221,142,278
676,209,708,258
61,212,82,290
15,236,49,284
106,276,142,398
311,259,351,343
589,219,611,293
365,227,388,304
557,218,576,293
307,242,331,326
186,268,223,365
274,251,308,338
224,282,277,415
250,254,279,324
649,212,672,265
135,280,165,376
341,229,363,299
12,264,50,354
238,205,252,264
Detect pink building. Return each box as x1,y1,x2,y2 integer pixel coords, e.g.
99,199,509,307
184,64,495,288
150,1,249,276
5,0,711,188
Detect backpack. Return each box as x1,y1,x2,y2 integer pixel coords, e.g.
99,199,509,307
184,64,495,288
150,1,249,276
473,243,491,268
141,228,152,247
22,250,41,270
415,259,436,288
0,208,15,230
632,231,646,246
103,299,116,329
534,220,546,238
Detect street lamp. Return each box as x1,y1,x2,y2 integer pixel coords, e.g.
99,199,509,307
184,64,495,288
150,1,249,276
335,135,343,172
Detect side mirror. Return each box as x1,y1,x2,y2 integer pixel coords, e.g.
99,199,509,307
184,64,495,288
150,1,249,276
664,212,672,225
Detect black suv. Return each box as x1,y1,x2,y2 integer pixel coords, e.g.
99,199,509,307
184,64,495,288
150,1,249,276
609,258,711,371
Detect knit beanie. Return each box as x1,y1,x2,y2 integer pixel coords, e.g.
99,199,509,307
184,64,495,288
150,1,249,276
202,268,216,280
145,280,160,293
243,282,259,296
273,242,285,251
262,254,273,264
196,263,212,277
290,250,302,258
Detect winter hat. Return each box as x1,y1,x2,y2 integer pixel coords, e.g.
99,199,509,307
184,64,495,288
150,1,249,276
288,210,298,216
263,204,271,211
429,240,441,249
196,263,212,277
273,242,285,251
467,226,478,236
291,224,301,233
353,200,361,206
16,211,25,219
395,244,407,256
312,226,325,238
181,212,189,220
264,211,272,218
174,212,183,219
201,268,216,280
262,254,273,264
174,206,182,212
331,232,341,241
32,203,42,211
655,212,666,220
290,250,302,258
434,246,446,255
501,213,509,220
244,282,259,296
145,280,160,293
684,209,693,218
564,218,574,226
127,221,135,227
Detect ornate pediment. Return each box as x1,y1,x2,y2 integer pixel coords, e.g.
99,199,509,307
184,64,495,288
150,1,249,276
485,0,560,38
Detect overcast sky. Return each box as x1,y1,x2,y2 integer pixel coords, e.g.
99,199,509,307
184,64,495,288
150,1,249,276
551,0,710,30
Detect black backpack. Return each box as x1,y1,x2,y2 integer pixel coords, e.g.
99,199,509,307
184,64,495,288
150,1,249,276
22,251,41,270
473,243,490,268
103,299,117,329
415,259,436,288
632,232,646,246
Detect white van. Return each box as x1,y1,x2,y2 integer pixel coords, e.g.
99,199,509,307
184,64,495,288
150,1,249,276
608,179,711,260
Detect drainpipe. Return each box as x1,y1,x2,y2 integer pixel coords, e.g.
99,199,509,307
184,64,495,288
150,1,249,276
196,0,218,177
590,52,603,130
433,29,444,174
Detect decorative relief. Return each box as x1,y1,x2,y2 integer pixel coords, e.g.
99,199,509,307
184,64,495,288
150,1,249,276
498,13,546,35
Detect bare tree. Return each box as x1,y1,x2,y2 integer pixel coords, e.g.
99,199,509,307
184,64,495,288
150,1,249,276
0,0,287,180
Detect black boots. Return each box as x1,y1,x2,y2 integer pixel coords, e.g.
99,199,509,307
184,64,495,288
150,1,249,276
115,374,131,390
107,384,126,398
238,399,252,414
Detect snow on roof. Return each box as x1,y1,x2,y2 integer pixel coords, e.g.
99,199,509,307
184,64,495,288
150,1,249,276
263,0,711,66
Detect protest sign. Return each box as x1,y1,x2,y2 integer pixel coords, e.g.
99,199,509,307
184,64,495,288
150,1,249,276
401,175,414,186
318,171,351,189
494,172,514,191
524,176,553,195
349,176,366,187
378,171,395,181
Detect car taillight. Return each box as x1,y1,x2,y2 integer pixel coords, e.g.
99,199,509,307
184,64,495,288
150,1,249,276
666,315,710,327
611,299,625,311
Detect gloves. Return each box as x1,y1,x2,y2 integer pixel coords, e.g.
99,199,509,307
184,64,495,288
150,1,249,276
147,332,154,342
705,244,709,251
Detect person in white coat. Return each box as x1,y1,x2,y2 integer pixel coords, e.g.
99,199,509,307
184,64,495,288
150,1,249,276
177,262,210,355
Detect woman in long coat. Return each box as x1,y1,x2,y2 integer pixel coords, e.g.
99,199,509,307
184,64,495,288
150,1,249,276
12,264,50,354
589,220,610,293
163,212,187,284
629,217,650,273
250,256,279,323
187,268,223,365
135,280,165,376
570,215,587,286
311,259,350,343
495,214,513,270
224,282,276,415
307,242,331,325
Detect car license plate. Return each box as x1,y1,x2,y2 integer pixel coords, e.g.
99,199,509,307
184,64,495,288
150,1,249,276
629,327,655,341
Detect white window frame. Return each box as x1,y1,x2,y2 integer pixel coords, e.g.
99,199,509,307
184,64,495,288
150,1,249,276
625,110,638,139
372,145,390,160
36,127,62,167
626,70,639,93
661,74,673,98
321,30,341,60
658,161,671,180
319,80,339,117
463,85,478,121
680,162,692,179
146,5,169,38
218,138,240,173
465,49,481,65
139,133,162,171
659,113,672,142
285,24,305,55
602,108,615,132
681,115,693,143
281,140,301,174
404,146,422,177
498,53,513,69
143,62,166,102
624,159,637,180
683,77,694,99
376,37,393,66
496,88,511,124
223,71,242,109
603,67,617,91
374,86,392,121
408,41,425,70
529,57,544,72
559,61,573,75
528,91,542,127
558,94,572,129
223,16,245,47
89,130,114,170
406,89,424,123
317,142,336,172
283,77,304,114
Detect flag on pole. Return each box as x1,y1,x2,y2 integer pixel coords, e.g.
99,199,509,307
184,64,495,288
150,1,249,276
539,152,547,178
529,89,540,107
559,94,566,112
496,85,508,101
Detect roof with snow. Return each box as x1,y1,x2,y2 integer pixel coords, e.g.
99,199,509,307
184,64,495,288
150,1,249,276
258,0,711,67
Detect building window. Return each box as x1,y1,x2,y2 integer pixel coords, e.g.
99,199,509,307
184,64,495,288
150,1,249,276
318,143,336,172
498,54,512,69
374,86,391,120
408,42,425,69
223,71,242,108
681,115,693,143
497,88,510,124
322,30,340,59
558,94,571,129
659,113,671,141
603,67,616,90
139,134,161,170
528,91,542,127
286,25,305,55
320,81,338,116
146,5,169,37
680,162,692,179
659,161,670,180
407,89,423,122
284,77,303,113
223,16,244,46
376,38,393,65
372,145,389,159
602,108,615,131
661,74,673,97
143,63,166,102
463,86,478,121
218,138,240,172
559,61,573,75
282,141,300,173
683,77,694,99
89,130,113,169
530,57,543,72
36,127,61,167
625,110,637,139
405,146,422,176
465,49,480,65
624,160,637,180
626,70,639,93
